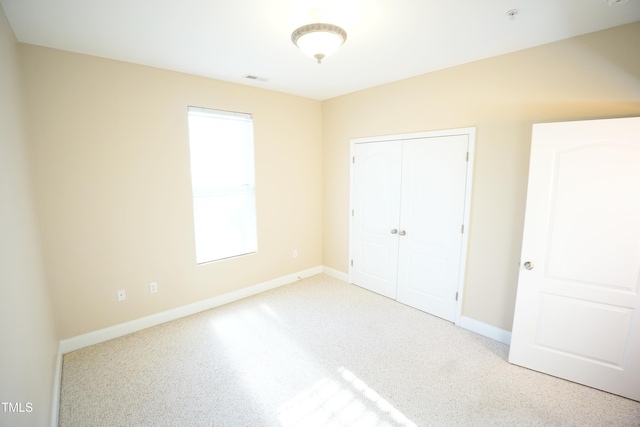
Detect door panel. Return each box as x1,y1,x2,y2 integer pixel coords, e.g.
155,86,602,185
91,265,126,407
546,143,640,290
406,253,447,298
535,294,633,368
351,141,402,299
509,117,640,401
396,136,468,321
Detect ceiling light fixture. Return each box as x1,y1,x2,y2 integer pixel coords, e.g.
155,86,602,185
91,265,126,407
291,23,347,64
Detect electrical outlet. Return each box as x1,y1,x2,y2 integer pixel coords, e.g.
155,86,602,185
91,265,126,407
117,289,126,301
149,282,158,293
293,249,298,258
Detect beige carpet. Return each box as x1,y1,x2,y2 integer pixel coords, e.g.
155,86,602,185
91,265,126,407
59,274,640,426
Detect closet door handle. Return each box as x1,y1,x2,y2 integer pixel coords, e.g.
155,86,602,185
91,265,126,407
399,230,406,236
390,229,398,234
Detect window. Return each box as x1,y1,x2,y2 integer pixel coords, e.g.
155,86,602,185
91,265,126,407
187,106,257,263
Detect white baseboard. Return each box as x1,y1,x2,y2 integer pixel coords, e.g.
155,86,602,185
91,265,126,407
50,343,62,427
322,266,349,282
458,316,512,345
60,265,323,354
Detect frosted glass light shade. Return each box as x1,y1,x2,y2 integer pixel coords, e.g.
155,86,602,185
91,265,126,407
291,23,347,64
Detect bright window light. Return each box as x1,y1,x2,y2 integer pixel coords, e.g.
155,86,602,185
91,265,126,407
187,106,257,263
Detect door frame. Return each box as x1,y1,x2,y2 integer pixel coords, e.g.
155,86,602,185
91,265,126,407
348,127,476,325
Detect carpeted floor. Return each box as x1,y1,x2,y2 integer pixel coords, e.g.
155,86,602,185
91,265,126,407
59,274,640,426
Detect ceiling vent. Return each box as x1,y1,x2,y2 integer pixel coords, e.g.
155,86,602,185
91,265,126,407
243,75,269,82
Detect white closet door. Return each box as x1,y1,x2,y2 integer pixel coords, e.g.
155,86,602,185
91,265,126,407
351,141,402,299
509,117,640,401
396,136,469,321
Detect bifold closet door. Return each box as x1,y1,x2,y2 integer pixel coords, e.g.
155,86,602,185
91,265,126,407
351,135,469,322
396,136,468,321
351,141,402,299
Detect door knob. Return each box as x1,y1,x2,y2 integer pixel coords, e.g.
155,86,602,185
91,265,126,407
523,261,534,270
399,230,406,236
390,229,398,234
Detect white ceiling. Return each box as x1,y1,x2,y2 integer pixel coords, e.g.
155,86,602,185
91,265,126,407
2,0,639,100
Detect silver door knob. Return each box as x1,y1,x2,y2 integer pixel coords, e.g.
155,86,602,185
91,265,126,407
399,230,406,236
390,229,398,234
523,261,534,270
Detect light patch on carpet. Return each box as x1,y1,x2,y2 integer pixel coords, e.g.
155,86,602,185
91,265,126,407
278,367,416,427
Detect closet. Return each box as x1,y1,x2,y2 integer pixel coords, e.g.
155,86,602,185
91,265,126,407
349,128,474,322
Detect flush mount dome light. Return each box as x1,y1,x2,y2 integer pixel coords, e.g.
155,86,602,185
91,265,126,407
291,23,347,64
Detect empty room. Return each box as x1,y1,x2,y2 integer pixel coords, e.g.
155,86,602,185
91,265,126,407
1,0,639,426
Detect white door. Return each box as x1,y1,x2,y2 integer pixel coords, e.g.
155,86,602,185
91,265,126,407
509,117,640,401
350,131,472,322
396,136,468,321
351,141,402,299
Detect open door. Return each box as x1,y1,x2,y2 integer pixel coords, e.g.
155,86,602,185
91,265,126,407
509,117,640,401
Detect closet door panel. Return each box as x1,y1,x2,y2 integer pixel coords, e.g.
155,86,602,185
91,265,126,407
396,136,468,321
351,141,402,299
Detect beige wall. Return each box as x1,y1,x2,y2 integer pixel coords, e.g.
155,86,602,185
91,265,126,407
21,45,323,339
322,22,640,332
0,5,59,427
